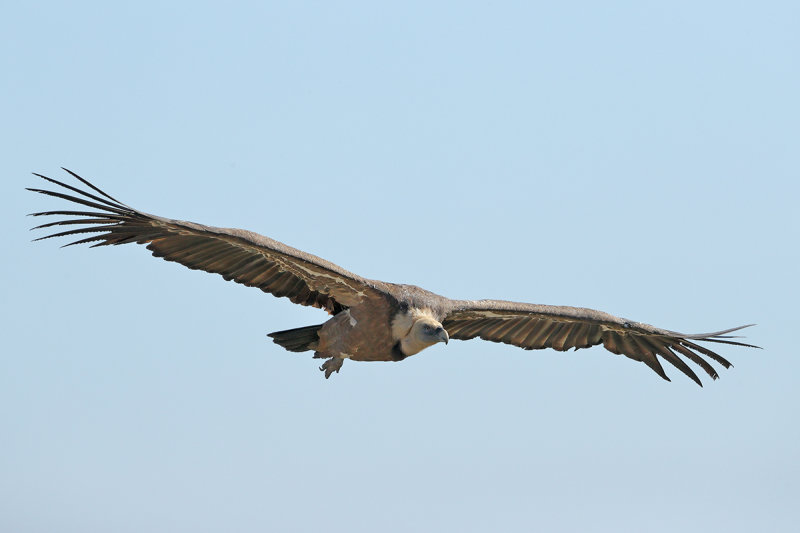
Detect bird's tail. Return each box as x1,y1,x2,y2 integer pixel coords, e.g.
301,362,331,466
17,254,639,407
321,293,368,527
267,324,324,353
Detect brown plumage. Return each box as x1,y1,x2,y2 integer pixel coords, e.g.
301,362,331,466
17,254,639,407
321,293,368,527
29,169,758,384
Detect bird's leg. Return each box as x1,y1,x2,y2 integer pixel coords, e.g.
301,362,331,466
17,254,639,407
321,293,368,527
317,356,344,379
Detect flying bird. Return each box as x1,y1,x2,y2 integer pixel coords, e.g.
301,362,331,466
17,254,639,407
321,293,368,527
29,169,757,385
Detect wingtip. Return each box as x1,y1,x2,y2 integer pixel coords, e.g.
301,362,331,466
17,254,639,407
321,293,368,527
60,167,79,179
684,371,703,387
708,324,757,337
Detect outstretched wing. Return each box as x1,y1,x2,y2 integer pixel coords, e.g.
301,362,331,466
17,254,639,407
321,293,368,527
443,300,757,386
28,169,386,313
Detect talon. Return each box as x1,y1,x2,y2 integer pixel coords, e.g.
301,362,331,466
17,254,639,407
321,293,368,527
318,356,344,379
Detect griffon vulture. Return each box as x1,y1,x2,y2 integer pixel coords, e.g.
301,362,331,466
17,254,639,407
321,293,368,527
28,169,757,384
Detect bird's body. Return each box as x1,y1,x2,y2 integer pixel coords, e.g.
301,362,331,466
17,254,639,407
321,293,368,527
29,169,757,384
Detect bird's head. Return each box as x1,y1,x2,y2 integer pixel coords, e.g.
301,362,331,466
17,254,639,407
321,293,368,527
399,316,449,356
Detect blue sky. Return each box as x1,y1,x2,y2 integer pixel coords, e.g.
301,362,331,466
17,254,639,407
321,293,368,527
2,1,798,532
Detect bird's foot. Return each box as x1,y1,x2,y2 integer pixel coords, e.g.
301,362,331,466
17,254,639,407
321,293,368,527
318,357,344,379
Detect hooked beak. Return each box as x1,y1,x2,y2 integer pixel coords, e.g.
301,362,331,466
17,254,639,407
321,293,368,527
436,327,449,345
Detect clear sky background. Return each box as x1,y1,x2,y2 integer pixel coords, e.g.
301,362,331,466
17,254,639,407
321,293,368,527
2,2,798,532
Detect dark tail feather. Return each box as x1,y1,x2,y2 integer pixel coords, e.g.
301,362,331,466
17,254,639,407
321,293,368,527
267,324,323,353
